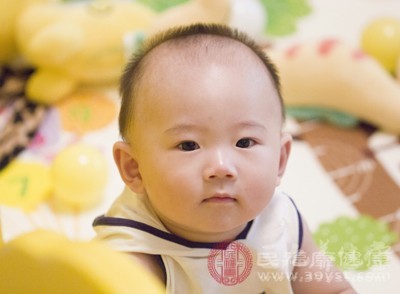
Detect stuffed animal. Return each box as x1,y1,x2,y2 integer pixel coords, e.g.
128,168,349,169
0,0,50,65
268,39,400,135
0,230,164,293
16,0,156,104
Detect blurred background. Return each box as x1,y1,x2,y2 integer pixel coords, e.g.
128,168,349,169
1,0,400,293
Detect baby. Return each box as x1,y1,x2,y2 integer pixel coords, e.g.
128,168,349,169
94,23,355,293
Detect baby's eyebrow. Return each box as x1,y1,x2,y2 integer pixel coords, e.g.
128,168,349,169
163,124,202,135
236,121,267,131
164,121,267,135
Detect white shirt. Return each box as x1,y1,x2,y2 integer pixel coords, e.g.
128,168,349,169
94,188,302,294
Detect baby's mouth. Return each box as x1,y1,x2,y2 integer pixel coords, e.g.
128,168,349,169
203,193,237,203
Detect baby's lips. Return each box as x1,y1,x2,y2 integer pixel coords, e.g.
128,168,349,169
203,193,237,202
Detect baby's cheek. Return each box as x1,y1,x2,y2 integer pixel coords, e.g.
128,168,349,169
246,177,276,200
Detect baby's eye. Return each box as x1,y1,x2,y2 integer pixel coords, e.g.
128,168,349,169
178,141,199,151
236,138,255,148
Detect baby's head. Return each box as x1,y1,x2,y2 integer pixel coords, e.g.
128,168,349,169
119,23,285,141
114,23,291,242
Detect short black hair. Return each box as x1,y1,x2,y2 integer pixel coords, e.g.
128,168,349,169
119,23,284,141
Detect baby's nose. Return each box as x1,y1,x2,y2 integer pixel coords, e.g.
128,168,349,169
203,149,237,180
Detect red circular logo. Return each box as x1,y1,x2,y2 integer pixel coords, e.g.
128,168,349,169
207,241,253,286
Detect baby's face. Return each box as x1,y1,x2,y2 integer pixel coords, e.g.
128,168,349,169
129,47,289,242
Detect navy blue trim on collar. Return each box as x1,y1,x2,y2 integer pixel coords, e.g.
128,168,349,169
287,197,303,251
93,215,253,249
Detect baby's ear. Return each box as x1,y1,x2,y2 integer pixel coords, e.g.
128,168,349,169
276,133,292,186
113,141,145,194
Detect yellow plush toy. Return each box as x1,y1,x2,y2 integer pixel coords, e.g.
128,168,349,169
0,0,49,65
0,230,164,293
268,39,400,135
16,0,156,104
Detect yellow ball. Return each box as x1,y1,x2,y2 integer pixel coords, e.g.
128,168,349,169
361,17,400,73
52,144,108,210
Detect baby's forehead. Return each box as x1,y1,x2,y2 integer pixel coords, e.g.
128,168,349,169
144,34,265,71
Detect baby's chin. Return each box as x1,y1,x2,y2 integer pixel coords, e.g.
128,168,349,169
185,222,251,244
